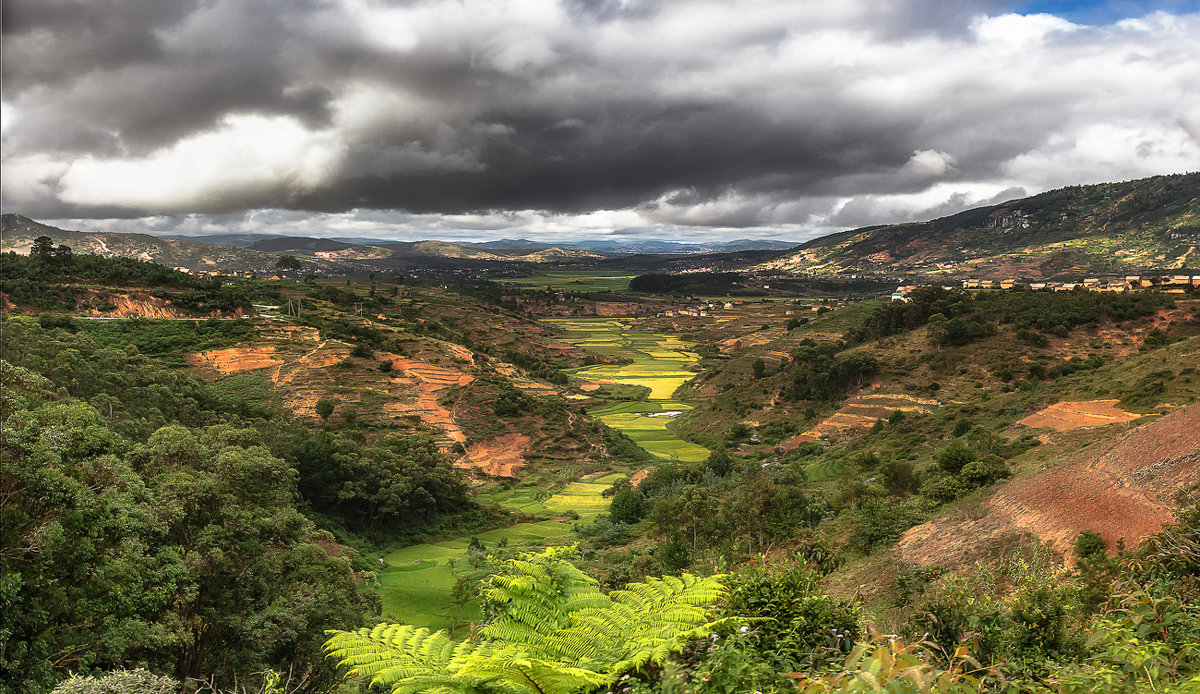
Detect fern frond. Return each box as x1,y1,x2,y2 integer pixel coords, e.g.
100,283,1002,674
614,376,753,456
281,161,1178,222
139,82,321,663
324,624,491,693
458,651,612,694
324,551,728,694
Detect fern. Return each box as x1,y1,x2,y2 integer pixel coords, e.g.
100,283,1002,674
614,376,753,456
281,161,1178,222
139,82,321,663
325,546,727,694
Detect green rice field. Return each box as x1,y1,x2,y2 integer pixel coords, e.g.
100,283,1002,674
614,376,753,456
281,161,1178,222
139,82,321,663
502,271,636,293
377,476,617,629
546,318,710,463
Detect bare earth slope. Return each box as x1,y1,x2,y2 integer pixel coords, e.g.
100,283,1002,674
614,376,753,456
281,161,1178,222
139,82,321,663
899,404,1200,567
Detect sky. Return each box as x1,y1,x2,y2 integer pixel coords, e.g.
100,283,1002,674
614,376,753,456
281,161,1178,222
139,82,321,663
2,0,1198,244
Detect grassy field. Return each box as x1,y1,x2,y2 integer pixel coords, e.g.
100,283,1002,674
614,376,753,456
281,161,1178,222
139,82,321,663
378,519,571,628
377,473,623,629
503,271,636,293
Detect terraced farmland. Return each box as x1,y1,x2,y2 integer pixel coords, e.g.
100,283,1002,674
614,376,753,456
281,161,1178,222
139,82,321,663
503,270,636,293
546,318,711,462
375,320,708,630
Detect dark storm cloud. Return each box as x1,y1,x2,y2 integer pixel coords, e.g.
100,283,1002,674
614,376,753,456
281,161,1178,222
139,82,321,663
2,0,1198,240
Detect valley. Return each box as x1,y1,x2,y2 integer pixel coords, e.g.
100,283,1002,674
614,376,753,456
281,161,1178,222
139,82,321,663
374,317,708,629
3,178,1199,694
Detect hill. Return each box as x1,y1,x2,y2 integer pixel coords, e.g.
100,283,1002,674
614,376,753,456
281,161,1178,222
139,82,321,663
761,173,1200,279
0,214,337,274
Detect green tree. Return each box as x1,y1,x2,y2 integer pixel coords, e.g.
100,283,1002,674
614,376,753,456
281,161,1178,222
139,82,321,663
30,235,54,260
752,358,767,379
275,254,303,270
609,487,647,524
315,398,335,421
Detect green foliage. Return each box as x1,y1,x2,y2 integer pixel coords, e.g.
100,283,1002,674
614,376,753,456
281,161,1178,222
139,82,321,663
0,392,370,691
324,546,728,694
848,286,1172,347
1051,586,1200,693
275,254,304,270
611,487,649,524
724,559,860,672
753,358,767,379
315,398,336,421
787,351,879,402
50,669,179,694
934,442,976,475
848,498,926,553
793,639,991,693
1074,532,1107,562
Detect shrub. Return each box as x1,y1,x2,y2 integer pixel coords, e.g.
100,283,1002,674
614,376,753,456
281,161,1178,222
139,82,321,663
51,670,179,694
935,442,976,475
1074,531,1107,561
848,498,925,553
725,560,860,672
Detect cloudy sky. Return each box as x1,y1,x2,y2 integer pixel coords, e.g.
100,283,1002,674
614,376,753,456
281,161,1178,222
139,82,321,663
2,0,1198,243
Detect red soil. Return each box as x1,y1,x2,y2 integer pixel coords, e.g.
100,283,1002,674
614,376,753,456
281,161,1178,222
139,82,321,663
899,404,1200,567
460,433,531,477
1018,399,1142,432
187,345,282,373
783,393,939,444
378,354,473,445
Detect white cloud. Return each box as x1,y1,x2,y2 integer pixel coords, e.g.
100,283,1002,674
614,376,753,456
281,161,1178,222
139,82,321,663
52,114,343,212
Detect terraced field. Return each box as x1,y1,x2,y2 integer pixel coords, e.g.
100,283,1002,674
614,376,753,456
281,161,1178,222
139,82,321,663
547,318,710,462
503,271,636,293
378,474,624,629
375,319,708,630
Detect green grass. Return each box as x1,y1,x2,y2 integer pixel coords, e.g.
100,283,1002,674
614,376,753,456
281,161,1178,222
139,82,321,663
503,271,637,293
378,475,623,629
378,520,571,629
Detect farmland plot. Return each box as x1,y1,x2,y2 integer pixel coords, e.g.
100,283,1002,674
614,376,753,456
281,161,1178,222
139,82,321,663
546,318,710,462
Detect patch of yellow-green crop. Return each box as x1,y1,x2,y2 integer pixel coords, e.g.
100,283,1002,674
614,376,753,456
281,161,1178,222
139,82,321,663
503,271,636,293
545,317,710,462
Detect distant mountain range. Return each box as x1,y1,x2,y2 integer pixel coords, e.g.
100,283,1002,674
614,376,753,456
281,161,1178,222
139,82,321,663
163,233,799,255
5,173,1197,279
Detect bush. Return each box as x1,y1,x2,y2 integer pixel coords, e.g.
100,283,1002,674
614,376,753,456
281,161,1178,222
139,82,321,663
52,670,179,694
848,498,925,553
935,442,976,475
1075,531,1107,561
725,560,860,672
609,488,647,524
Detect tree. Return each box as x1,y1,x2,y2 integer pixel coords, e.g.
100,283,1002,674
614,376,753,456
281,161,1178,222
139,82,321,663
753,358,767,379
609,488,646,524
315,398,335,421
30,235,54,259
275,254,303,270
935,442,976,475
324,546,727,694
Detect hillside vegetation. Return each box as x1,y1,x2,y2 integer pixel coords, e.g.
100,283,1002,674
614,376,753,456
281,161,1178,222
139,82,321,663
3,240,1199,694
762,173,1200,278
